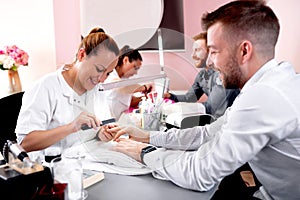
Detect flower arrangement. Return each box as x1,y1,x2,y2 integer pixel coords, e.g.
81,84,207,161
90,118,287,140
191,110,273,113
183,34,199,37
0,45,29,71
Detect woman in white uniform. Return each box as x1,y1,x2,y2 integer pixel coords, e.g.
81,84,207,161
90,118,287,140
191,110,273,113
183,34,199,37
102,45,152,120
15,27,119,153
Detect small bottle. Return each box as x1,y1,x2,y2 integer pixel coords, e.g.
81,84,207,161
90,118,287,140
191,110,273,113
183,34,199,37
139,97,147,128
146,98,154,113
139,96,147,114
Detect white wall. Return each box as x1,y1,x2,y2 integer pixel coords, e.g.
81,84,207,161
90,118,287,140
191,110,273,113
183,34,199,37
0,0,81,98
0,0,56,98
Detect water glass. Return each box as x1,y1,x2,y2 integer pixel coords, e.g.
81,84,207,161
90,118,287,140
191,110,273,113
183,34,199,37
44,145,62,163
143,112,161,131
51,156,87,200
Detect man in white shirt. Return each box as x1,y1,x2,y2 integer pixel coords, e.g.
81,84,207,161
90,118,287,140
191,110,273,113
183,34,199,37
98,1,300,199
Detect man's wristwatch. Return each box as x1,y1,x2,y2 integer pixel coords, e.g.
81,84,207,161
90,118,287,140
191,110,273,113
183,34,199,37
140,145,157,165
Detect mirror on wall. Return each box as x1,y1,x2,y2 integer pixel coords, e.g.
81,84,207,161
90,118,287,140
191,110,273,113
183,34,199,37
80,0,185,51
138,0,185,51
80,0,163,49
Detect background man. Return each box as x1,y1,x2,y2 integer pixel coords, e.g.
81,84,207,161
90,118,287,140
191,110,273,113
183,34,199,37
164,32,239,118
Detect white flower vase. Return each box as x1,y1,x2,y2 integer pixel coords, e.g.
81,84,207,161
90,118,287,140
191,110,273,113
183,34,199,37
8,69,22,94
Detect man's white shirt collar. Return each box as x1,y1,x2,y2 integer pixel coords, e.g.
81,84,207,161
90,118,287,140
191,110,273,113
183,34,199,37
240,59,277,94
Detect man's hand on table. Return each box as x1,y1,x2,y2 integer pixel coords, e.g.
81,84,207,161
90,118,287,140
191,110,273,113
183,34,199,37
97,124,152,162
112,138,148,163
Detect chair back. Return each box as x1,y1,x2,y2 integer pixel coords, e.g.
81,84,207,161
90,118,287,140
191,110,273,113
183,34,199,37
0,92,24,151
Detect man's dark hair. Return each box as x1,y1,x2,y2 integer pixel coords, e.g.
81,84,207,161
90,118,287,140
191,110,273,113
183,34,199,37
201,0,280,56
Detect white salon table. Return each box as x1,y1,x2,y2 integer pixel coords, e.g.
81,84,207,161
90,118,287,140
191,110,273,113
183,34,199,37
86,172,216,200
86,100,214,200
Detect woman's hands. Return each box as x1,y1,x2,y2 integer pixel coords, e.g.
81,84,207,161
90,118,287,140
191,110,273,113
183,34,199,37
134,84,153,95
130,96,143,108
98,124,150,143
97,123,119,141
142,84,153,94
70,111,101,132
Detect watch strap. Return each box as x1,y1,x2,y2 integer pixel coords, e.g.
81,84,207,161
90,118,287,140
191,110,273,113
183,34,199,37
140,145,157,165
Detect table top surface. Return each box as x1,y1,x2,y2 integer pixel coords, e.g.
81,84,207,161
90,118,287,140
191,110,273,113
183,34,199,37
86,172,216,200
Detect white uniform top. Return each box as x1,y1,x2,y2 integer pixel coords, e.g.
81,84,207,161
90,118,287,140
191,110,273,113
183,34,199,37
100,69,138,120
15,67,99,153
144,59,300,200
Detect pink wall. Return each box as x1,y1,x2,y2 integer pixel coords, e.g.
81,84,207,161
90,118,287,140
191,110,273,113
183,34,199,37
138,0,300,90
53,0,81,67
138,0,233,90
2,1,298,98
268,0,300,72
54,0,300,91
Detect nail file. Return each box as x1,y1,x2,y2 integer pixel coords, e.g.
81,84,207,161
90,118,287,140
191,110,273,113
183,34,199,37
81,118,116,130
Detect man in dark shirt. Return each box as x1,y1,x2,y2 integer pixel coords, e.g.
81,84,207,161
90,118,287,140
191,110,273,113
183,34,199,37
164,32,239,118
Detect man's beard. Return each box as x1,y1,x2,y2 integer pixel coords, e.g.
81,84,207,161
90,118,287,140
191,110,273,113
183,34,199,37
221,56,243,89
195,59,207,68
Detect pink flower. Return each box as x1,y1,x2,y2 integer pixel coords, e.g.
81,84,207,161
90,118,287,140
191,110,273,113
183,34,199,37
0,45,29,71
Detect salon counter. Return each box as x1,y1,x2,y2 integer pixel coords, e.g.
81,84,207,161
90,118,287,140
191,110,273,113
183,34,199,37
86,172,216,200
